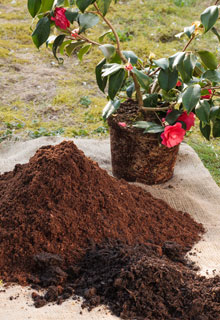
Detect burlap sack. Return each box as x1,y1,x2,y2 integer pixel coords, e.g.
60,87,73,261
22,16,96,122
0,137,220,320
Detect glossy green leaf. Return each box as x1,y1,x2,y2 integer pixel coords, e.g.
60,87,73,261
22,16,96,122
77,44,91,61
158,68,178,92
102,99,120,119
182,85,201,112
102,63,122,77
65,10,78,23
39,0,54,12
108,69,125,100
98,29,112,43
79,13,99,32
99,44,116,59
171,52,185,69
195,100,210,124
211,27,220,42
153,58,169,70
95,58,107,93
126,82,135,98
200,121,211,140
201,5,219,33
32,16,50,48
210,106,220,120
122,51,138,65
132,68,151,90
65,40,85,56
96,0,112,16
133,121,164,133
52,34,65,61
143,94,158,108
178,53,197,83
202,70,220,82
213,119,220,137
59,39,72,54
28,0,41,18
198,51,218,70
76,0,93,12
184,25,196,38
165,109,182,125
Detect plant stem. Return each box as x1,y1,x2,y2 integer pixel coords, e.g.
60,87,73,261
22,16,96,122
142,106,169,111
93,2,143,108
182,34,195,52
215,0,219,5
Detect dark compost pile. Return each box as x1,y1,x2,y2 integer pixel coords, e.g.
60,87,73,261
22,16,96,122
1,140,219,319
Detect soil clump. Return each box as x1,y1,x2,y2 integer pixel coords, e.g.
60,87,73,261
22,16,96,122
1,140,217,319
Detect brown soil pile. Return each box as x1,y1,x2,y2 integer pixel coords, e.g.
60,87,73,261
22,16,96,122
0,141,203,284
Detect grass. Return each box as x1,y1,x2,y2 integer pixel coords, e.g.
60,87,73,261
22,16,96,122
0,0,219,185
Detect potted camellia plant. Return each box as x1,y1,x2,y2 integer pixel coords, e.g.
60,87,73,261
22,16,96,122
27,0,220,184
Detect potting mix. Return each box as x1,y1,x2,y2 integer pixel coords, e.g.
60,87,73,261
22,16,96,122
0,141,220,319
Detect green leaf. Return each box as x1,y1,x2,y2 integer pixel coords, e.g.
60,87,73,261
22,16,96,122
95,58,107,93
99,44,116,59
126,82,135,98
178,53,197,83
28,0,41,18
198,51,218,70
102,63,122,77
213,119,220,137
108,69,125,100
171,52,185,69
79,13,99,32
59,39,72,54
166,109,182,125
96,0,112,16
102,99,120,119
143,94,158,108
182,85,201,112
133,121,164,133
65,40,85,56
122,51,138,65
201,5,219,33
32,16,50,49
39,0,54,12
200,121,211,140
184,25,195,38
76,0,93,12
153,58,169,70
202,70,220,82
132,68,151,90
195,100,210,124
99,29,112,43
65,10,78,23
52,34,65,61
210,106,220,120
77,44,91,61
211,27,220,42
158,68,178,92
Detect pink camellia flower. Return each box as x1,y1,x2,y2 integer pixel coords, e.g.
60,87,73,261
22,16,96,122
177,111,195,131
71,28,79,38
201,89,212,100
124,63,133,71
176,80,182,87
51,7,70,30
161,122,186,148
118,122,127,128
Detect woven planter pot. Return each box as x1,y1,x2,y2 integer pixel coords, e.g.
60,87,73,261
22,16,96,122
107,100,179,185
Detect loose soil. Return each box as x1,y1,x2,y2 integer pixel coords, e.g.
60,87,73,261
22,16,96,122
1,140,219,319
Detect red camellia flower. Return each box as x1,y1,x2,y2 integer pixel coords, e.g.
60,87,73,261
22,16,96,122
161,122,186,148
124,63,133,71
176,80,182,87
177,111,195,131
71,28,79,38
201,89,212,100
51,7,70,30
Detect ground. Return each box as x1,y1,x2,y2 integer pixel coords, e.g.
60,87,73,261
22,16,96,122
0,0,220,185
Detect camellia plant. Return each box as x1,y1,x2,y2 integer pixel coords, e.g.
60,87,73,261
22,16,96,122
27,0,220,148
